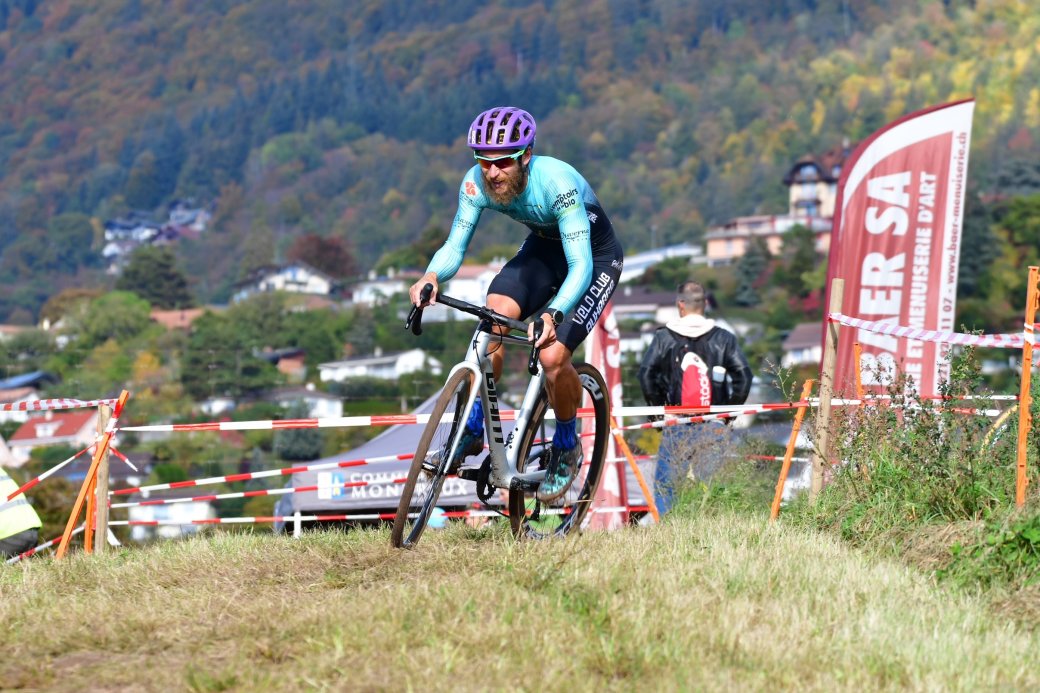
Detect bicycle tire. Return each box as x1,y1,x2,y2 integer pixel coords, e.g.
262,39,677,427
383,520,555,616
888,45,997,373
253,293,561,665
508,362,610,539
391,369,474,549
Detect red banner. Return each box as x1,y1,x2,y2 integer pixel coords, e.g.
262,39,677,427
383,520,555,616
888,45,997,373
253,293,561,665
583,302,627,529
825,99,974,396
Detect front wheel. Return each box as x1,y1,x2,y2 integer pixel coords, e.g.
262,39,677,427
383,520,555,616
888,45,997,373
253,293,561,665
391,369,474,548
508,363,610,539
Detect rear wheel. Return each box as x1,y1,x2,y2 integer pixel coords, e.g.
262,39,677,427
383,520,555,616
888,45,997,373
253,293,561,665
508,363,610,539
391,369,474,548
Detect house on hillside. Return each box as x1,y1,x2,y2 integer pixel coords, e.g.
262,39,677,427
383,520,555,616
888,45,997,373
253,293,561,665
781,322,823,368
6,410,101,467
0,324,30,341
258,347,307,383
619,243,706,284
0,387,42,425
126,489,216,542
318,348,441,383
347,268,423,308
231,262,338,303
264,385,343,419
704,140,854,266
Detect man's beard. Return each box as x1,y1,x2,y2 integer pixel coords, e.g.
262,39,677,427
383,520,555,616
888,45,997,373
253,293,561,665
484,166,528,206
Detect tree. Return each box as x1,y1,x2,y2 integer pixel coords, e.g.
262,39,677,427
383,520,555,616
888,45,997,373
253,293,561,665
734,237,771,307
286,233,357,280
116,246,195,309
78,292,153,350
273,403,323,461
180,312,282,399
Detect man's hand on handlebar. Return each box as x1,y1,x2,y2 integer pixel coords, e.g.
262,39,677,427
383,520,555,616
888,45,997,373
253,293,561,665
529,312,557,349
409,272,439,308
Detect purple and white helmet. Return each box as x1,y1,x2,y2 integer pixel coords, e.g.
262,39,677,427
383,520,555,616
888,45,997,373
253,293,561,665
467,107,536,150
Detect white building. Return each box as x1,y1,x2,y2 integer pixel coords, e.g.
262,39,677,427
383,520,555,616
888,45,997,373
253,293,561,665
265,385,343,419
349,268,422,307
781,322,823,368
232,262,336,303
619,243,706,284
318,348,441,383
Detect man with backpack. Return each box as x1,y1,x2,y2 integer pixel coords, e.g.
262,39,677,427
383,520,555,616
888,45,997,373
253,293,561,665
637,281,753,515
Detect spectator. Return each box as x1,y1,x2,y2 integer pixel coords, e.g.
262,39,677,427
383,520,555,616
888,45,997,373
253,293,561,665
637,281,753,515
0,465,43,559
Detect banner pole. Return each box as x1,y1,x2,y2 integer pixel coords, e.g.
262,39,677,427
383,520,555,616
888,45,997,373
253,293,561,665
770,379,815,521
812,278,843,501
1016,266,1039,507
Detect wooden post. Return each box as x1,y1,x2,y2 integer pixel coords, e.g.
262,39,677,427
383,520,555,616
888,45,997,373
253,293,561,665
94,404,113,552
1016,266,1039,507
57,391,129,559
811,278,844,501
770,379,815,521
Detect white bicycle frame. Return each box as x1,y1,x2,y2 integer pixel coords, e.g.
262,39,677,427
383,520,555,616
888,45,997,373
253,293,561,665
442,326,549,491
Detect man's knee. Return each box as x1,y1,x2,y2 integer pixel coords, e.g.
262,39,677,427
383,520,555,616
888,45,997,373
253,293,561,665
538,343,573,376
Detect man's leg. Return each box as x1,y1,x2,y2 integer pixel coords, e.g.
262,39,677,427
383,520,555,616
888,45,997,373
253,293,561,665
653,426,679,515
0,527,39,559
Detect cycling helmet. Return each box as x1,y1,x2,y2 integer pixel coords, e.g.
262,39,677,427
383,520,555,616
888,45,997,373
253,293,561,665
467,107,536,150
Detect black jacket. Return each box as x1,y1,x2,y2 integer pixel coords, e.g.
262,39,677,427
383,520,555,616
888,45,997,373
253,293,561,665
638,325,753,408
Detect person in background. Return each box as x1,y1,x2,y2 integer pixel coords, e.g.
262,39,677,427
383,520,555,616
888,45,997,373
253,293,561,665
0,465,43,559
637,281,753,515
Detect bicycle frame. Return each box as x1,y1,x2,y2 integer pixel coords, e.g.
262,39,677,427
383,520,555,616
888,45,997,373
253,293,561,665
444,326,548,491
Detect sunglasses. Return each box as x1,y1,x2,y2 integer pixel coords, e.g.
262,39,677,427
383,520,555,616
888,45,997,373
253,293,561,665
473,149,526,169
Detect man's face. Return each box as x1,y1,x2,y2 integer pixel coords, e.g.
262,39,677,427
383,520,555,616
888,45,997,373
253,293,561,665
474,148,530,205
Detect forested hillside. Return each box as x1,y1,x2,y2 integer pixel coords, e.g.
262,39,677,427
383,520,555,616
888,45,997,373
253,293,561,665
1,0,1039,325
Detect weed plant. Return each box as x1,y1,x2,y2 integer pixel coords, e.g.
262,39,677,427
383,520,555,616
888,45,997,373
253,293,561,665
784,348,1040,624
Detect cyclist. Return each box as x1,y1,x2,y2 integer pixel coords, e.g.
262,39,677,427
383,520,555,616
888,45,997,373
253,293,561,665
409,106,624,502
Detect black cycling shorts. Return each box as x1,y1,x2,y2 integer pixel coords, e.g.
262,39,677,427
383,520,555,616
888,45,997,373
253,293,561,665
487,231,624,353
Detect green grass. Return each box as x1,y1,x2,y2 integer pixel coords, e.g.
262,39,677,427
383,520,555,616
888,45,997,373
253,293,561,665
3,512,1040,691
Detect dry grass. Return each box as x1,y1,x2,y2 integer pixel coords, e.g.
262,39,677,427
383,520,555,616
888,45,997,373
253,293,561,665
2,514,1039,692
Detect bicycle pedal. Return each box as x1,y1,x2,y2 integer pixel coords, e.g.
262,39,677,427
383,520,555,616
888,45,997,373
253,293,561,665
456,467,481,482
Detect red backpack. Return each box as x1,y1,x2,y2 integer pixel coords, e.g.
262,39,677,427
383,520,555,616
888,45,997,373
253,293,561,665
678,346,712,408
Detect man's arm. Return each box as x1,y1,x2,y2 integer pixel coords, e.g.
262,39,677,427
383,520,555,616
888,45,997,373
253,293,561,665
723,339,753,405
425,171,484,283
638,331,670,407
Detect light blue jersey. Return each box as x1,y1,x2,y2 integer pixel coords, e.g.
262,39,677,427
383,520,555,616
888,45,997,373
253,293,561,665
426,156,612,315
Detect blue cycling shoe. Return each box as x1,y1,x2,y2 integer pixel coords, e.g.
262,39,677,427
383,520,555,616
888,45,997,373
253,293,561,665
424,428,484,477
536,444,583,502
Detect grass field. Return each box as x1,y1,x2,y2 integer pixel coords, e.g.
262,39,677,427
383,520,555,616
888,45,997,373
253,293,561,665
3,510,1039,692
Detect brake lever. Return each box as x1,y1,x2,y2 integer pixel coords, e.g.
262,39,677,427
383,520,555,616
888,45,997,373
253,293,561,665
527,317,545,376
406,283,434,335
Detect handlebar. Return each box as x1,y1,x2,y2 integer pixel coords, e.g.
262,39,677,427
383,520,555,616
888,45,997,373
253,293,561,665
406,283,545,375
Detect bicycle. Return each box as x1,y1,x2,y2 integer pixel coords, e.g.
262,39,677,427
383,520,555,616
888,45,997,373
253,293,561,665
391,284,610,548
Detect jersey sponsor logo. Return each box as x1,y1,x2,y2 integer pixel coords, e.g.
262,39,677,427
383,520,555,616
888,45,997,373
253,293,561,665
574,272,616,332
587,211,598,224
465,181,478,196
611,258,623,270
550,188,579,212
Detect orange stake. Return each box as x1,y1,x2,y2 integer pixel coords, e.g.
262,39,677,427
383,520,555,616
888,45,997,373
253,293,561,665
770,379,815,521
853,342,865,401
610,416,660,523
1016,267,1039,507
56,390,130,559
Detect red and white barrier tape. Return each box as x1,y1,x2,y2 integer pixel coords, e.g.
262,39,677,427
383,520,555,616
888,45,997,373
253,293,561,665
1,446,91,508
110,478,406,508
109,452,412,497
0,397,119,413
5,526,85,564
828,312,1033,349
104,506,650,527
